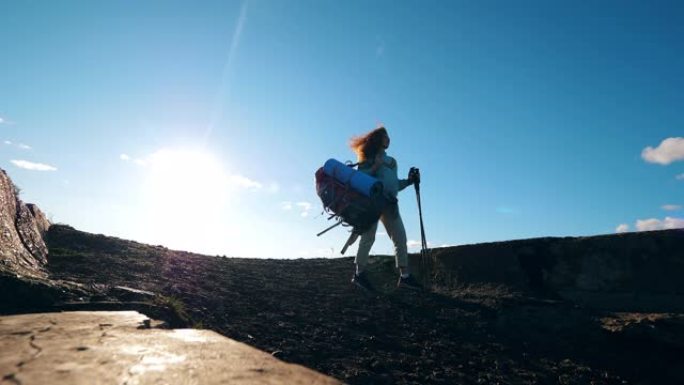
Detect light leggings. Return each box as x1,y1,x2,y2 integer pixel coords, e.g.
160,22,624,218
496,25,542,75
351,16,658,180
355,203,408,269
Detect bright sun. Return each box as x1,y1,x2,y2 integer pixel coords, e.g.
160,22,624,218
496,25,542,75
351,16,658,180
141,148,231,250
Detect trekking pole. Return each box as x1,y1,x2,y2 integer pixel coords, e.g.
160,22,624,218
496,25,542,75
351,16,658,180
415,182,429,258
410,168,430,279
317,219,343,237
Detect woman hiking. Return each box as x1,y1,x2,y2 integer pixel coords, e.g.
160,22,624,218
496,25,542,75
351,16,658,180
349,126,422,291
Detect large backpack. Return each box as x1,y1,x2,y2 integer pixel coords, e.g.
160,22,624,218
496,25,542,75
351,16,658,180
315,159,388,235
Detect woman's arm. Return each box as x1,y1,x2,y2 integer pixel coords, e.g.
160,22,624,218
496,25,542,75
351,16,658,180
398,162,417,191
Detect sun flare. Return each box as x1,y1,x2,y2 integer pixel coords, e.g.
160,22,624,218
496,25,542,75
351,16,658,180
141,148,231,250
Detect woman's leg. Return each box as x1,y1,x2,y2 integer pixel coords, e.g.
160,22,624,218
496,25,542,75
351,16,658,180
380,204,408,270
355,221,379,273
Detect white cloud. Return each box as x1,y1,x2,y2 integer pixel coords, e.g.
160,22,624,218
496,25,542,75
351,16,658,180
10,160,57,171
642,137,684,165
407,240,434,249
296,201,312,217
615,224,630,233
3,141,31,150
636,218,661,231
662,204,682,211
0,117,4,124
296,202,312,210
676,173,684,180
120,153,148,166
407,240,422,249
660,217,684,229
281,201,313,217
229,174,262,190
635,217,684,231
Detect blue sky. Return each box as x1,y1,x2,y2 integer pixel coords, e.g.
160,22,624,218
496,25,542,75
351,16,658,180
1,0,683,258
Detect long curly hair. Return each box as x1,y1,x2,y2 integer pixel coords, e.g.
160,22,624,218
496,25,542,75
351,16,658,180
349,126,388,162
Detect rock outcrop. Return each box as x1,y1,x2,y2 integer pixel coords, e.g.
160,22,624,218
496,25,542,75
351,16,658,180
26,203,51,237
420,229,684,312
0,168,50,278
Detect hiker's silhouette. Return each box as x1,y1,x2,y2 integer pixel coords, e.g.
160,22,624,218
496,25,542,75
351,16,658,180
348,127,421,291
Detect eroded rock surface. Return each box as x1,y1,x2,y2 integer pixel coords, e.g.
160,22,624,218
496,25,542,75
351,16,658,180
16,203,49,265
0,168,50,278
0,311,342,385
26,204,50,237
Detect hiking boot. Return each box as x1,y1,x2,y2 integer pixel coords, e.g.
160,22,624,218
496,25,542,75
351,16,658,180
351,272,374,291
397,274,423,290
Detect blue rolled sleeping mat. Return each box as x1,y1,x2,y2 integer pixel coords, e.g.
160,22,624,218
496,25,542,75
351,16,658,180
323,158,384,197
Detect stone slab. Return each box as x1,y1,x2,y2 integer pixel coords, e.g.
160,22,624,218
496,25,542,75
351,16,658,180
0,311,343,385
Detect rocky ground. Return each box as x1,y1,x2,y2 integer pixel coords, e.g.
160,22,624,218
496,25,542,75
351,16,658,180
26,225,681,385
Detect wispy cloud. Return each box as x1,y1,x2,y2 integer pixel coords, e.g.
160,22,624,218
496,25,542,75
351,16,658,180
227,1,248,71
204,0,248,141
635,217,684,231
11,160,57,171
296,201,312,217
642,137,684,165
229,174,262,190
662,204,682,211
4,141,32,150
0,116,15,125
615,224,630,233
676,173,684,180
281,201,313,217
120,153,148,166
